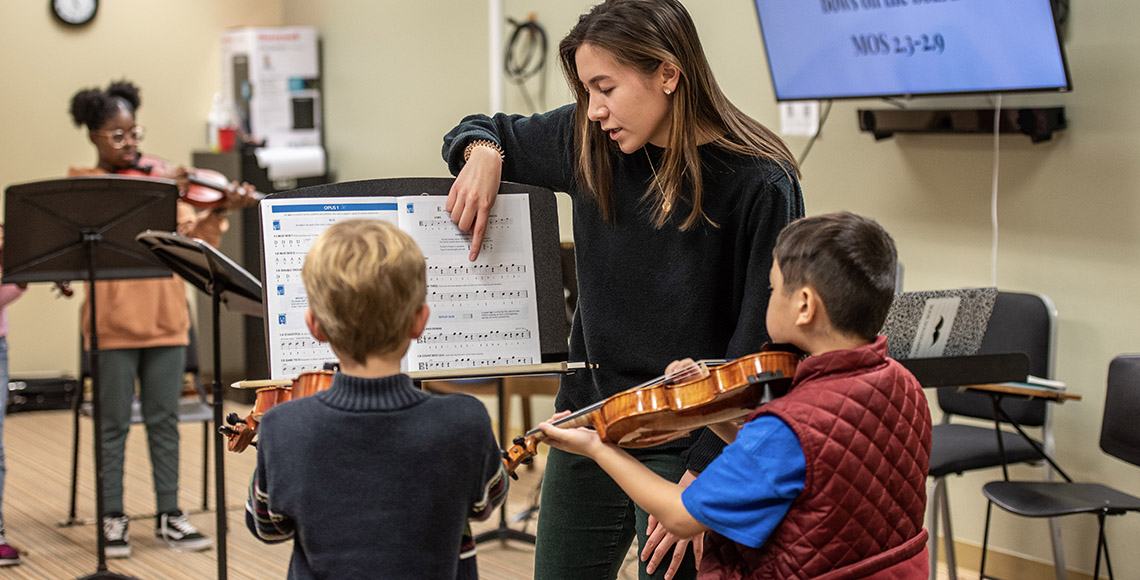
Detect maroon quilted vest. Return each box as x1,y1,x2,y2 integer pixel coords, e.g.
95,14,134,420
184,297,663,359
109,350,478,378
700,337,931,580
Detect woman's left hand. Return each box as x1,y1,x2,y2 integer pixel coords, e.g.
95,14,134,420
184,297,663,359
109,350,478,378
222,181,261,209
642,470,704,580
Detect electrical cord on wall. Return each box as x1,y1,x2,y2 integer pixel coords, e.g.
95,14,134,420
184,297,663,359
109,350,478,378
797,100,833,167
990,93,1002,288
504,14,547,113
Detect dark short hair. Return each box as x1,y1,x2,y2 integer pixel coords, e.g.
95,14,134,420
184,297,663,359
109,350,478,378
69,80,140,131
774,212,897,341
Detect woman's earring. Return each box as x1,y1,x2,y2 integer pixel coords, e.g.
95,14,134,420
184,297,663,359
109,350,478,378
664,88,672,95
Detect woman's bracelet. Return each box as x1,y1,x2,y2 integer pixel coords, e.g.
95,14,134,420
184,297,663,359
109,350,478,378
463,139,505,163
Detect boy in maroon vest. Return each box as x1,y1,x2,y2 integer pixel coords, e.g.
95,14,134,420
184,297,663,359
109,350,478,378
540,211,932,579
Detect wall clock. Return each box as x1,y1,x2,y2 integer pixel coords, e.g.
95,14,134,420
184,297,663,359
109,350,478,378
51,0,98,27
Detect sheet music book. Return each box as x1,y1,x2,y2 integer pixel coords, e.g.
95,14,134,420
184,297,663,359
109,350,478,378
261,193,541,379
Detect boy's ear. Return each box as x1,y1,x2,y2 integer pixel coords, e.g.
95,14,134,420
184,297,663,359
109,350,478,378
794,286,818,327
409,303,430,340
305,308,329,343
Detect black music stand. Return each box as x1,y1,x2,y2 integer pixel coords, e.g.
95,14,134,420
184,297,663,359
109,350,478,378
3,176,178,580
476,378,539,545
136,230,263,580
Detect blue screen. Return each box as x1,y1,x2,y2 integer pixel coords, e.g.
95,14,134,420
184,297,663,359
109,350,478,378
753,0,1071,101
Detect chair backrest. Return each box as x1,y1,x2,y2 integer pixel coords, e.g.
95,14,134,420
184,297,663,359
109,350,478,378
938,291,1056,426
1101,355,1140,467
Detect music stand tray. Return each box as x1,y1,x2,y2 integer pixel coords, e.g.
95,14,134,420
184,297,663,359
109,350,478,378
136,231,263,317
136,230,263,580
4,176,178,580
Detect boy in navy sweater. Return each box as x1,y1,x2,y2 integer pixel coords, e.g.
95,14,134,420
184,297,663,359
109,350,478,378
540,212,931,579
246,219,508,580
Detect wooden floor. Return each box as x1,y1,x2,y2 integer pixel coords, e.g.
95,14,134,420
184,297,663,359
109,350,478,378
0,402,966,579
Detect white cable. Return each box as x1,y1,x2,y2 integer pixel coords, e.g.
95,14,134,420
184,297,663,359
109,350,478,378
990,94,1001,288
489,0,504,113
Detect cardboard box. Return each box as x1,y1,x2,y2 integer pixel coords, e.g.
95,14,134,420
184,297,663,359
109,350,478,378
221,27,321,148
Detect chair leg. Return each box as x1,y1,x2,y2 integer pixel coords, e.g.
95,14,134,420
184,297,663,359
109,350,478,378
940,479,958,580
1048,517,1066,580
980,501,994,579
928,479,939,580
1095,512,1111,580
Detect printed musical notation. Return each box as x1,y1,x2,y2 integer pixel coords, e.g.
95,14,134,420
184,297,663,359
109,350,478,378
428,289,529,302
260,193,542,380
418,328,532,345
417,356,535,371
426,263,527,277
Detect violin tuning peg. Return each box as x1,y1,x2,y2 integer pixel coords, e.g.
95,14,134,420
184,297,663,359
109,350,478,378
508,472,519,481
523,458,534,465
225,412,241,425
218,426,235,436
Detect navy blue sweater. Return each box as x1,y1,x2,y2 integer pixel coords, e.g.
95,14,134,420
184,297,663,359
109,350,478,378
443,104,805,470
246,373,507,580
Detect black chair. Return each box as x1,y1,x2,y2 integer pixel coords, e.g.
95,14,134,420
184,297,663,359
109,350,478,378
927,291,1066,580
980,355,1140,580
67,322,213,524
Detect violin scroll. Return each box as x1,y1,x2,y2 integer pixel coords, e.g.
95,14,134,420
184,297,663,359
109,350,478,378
223,371,333,453
502,436,539,480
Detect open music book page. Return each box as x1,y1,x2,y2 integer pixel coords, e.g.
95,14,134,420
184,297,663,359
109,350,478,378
261,193,541,379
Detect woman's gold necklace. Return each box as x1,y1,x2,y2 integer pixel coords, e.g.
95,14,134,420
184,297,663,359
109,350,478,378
645,148,671,213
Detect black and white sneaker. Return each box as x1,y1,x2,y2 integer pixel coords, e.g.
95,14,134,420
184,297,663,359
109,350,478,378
155,510,213,552
102,512,131,559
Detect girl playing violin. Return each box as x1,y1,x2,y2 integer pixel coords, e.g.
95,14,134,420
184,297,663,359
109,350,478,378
66,79,257,558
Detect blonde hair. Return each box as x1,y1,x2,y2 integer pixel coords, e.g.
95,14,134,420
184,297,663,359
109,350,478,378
559,0,800,230
301,219,427,365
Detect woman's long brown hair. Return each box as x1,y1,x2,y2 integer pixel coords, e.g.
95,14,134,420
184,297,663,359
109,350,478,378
559,0,800,230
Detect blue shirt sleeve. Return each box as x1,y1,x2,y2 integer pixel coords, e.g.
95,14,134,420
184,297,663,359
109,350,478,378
681,415,805,548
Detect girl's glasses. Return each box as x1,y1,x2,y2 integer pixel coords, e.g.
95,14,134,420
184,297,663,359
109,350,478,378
91,125,146,149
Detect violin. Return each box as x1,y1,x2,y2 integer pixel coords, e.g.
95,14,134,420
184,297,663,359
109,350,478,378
121,153,262,210
502,344,803,477
221,370,334,452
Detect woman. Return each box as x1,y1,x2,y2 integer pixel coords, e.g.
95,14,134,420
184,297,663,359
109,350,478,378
68,79,258,558
441,2,805,579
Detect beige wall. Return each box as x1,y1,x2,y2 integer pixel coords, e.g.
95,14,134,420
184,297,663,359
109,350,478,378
3,0,1138,576
0,0,282,374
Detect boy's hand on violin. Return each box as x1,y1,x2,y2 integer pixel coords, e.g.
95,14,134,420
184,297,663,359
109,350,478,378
447,149,501,262
537,411,607,458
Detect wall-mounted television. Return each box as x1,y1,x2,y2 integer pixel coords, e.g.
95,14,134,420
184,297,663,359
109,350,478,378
752,0,1072,101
